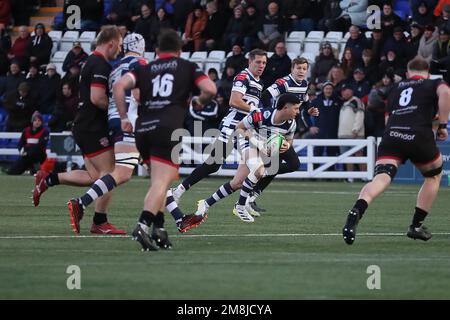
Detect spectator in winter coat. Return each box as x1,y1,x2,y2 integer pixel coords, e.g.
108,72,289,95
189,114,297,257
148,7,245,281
4,82,36,132
311,41,339,88
62,41,88,73
7,26,30,70
6,111,49,175
183,4,207,52
257,1,284,51
26,23,53,67
418,24,439,62
48,82,78,132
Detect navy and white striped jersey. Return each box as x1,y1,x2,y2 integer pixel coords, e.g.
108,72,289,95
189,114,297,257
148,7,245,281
219,68,264,142
108,55,147,123
242,108,296,141
264,74,309,107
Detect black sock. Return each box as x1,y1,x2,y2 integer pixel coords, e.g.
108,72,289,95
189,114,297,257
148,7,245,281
93,212,107,225
411,207,428,228
45,172,60,187
352,199,368,218
139,210,154,227
182,162,221,191
153,211,165,228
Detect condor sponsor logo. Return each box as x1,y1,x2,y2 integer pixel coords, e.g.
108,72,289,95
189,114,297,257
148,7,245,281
389,131,415,141
151,60,177,73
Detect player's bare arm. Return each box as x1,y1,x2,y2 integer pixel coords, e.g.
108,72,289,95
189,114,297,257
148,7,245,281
113,73,136,132
229,91,255,113
195,77,217,107
437,83,450,141
90,86,109,110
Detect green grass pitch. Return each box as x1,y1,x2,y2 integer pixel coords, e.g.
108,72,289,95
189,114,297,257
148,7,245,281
1,173,450,299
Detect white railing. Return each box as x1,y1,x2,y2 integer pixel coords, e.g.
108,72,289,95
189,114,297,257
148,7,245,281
178,137,377,180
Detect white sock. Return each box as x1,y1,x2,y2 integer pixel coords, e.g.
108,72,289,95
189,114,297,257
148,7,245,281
176,184,186,195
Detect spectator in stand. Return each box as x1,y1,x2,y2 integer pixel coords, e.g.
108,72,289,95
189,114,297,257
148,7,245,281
367,28,385,64
308,81,342,166
327,63,347,93
224,43,247,76
0,60,25,97
223,5,245,51
413,1,435,27
358,48,379,86
333,0,368,31
365,71,395,138
317,0,342,32
311,41,339,89
149,7,174,50
341,47,357,78
62,41,88,73
25,63,43,109
431,28,450,75
183,4,207,52
0,23,10,52
129,0,150,27
201,1,227,50
218,65,235,104
4,82,36,132
346,67,371,99
344,25,369,63
434,0,450,17
48,82,78,132
383,26,409,63
0,0,11,26
407,22,425,61
105,0,132,27
418,24,439,62
261,40,291,89
380,2,405,39
80,0,104,32
172,0,194,32
6,111,49,175
241,4,260,53
338,83,365,180
26,23,53,67
39,63,61,114
61,63,81,95
134,3,156,51
436,4,450,31
257,1,284,51
7,26,30,70
281,0,315,34
379,50,406,78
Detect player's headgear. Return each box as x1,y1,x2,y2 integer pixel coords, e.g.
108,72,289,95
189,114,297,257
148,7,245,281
123,33,145,56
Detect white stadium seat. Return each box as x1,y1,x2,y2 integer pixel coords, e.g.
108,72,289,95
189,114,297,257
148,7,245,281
60,30,79,51
51,51,68,63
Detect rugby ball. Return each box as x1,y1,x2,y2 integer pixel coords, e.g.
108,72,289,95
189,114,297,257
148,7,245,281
266,133,285,157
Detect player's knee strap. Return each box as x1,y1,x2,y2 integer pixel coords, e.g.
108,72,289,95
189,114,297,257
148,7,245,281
422,166,442,177
115,152,140,169
374,164,398,179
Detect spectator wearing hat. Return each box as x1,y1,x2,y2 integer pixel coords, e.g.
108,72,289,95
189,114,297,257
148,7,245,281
6,111,49,175
241,4,260,53
430,28,450,73
4,82,36,132
412,1,435,27
368,28,385,64
26,23,53,67
25,62,43,109
308,81,342,166
383,26,409,62
311,41,339,88
39,63,61,114
346,67,371,99
407,22,425,60
183,4,207,52
436,3,450,30
62,41,88,73
366,72,395,138
434,0,450,17
7,26,30,70
418,24,439,62
261,40,291,89
344,25,369,63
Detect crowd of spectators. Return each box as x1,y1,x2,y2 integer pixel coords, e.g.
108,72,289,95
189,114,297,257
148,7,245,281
1,0,450,175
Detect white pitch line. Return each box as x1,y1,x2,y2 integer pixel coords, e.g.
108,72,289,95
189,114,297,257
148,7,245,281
1,232,450,240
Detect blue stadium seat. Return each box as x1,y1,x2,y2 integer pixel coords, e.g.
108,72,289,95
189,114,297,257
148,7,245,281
394,1,412,20
42,114,52,127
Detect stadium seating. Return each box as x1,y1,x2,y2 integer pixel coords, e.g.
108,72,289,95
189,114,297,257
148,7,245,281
303,31,325,55
51,51,68,63
48,30,62,54
60,31,79,51
78,31,96,54
204,50,226,77
189,51,208,70
180,52,190,60
286,31,306,55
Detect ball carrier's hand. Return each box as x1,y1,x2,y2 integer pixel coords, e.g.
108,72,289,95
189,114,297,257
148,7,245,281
121,117,133,133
